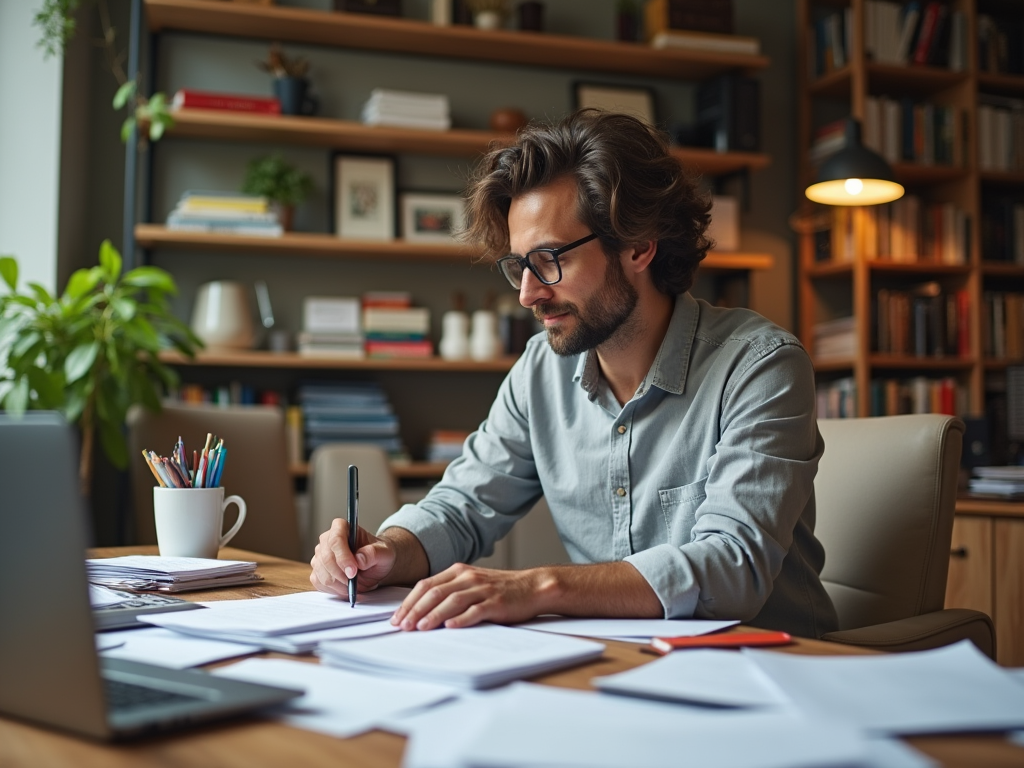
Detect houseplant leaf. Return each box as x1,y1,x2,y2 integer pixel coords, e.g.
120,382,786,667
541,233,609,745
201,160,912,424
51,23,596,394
0,256,17,290
64,341,100,383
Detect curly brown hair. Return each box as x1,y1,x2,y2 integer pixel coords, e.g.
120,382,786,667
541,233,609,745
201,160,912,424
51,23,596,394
463,109,713,296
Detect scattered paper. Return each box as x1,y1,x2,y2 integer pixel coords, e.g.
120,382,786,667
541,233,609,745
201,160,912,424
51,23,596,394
98,627,261,668
747,640,1024,734
516,617,739,643
213,658,457,738
319,623,604,689
594,648,790,708
141,587,409,636
95,634,126,651
455,683,866,768
89,584,132,608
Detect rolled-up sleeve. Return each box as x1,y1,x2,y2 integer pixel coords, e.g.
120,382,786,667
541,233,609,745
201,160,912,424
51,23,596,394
624,341,821,620
378,352,545,574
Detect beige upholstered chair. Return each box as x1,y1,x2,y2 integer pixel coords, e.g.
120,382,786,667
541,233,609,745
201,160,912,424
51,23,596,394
308,444,401,557
127,404,301,561
814,414,995,657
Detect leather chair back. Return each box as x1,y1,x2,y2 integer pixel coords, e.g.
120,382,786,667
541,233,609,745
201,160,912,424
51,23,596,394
309,444,401,556
815,414,964,631
127,404,301,560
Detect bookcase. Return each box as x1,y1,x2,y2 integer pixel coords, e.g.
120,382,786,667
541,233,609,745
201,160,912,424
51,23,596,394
796,0,1024,438
127,0,777,477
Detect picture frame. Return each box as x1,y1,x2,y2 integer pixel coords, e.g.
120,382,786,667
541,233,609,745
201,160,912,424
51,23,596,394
400,192,466,243
572,82,656,126
331,154,396,240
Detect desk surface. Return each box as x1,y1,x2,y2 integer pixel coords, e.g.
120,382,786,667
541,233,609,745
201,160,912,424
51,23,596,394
1,547,1022,768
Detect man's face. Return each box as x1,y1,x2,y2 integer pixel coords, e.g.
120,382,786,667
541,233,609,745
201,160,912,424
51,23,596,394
507,177,638,357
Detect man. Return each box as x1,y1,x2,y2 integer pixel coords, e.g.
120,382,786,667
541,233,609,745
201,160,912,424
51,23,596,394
311,109,838,639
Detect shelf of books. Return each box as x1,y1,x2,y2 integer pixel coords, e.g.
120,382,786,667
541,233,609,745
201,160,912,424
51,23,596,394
144,0,769,81
797,0,1024,425
158,350,517,373
289,461,451,480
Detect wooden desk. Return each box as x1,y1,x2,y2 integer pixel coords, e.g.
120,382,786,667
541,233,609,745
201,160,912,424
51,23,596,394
1,547,1021,768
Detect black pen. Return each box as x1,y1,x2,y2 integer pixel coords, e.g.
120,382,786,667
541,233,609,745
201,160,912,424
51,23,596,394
347,464,359,607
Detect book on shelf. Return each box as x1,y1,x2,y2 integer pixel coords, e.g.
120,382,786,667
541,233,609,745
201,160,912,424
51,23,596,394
361,88,451,131
644,0,734,38
982,292,1024,360
863,1,964,70
813,316,856,361
298,382,403,459
362,307,431,334
869,376,961,417
981,197,1024,264
816,377,856,420
296,330,366,358
171,383,282,407
426,429,470,463
303,296,361,334
808,8,851,77
860,98,964,167
167,191,282,237
977,14,1024,76
874,285,969,359
977,95,1024,173
365,339,434,358
172,88,282,115
648,30,760,56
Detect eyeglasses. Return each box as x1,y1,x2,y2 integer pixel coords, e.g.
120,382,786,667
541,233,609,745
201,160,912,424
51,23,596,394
496,233,598,290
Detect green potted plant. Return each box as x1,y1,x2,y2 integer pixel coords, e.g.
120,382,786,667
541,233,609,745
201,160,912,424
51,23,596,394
0,240,202,495
241,154,314,231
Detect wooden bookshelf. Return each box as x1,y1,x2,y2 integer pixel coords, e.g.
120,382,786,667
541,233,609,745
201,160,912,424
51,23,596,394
156,109,771,176
144,0,769,80
134,225,773,271
290,461,450,479
158,349,517,372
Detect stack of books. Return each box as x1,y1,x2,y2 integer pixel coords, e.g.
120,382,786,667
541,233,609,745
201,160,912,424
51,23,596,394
298,382,402,457
426,429,470,464
862,1,966,70
977,95,1023,173
298,296,364,358
167,191,282,237
362,293,432,358
361,88,451,131
968,466,1024,498
813,317,856,361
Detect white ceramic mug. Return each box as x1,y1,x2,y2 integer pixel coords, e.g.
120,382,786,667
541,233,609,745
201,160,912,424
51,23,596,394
153,487,247,559
190,281,255,350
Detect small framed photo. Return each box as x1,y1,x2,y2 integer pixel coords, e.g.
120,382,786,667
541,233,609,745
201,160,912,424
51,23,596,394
331,154,396,240
572,82,656,125
400,192,466,243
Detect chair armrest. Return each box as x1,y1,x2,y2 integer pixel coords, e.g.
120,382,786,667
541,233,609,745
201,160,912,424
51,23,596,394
820,608,995,659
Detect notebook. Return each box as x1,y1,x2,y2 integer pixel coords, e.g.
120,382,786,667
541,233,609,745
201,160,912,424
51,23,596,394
0,412,302,740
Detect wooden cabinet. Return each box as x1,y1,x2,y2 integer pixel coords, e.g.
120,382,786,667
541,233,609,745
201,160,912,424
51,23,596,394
946,502,1024,666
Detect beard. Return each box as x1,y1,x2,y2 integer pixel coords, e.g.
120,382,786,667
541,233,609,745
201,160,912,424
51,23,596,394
533,256,639,357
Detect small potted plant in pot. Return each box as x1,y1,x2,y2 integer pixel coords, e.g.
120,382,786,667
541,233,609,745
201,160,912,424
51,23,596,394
257,42,318,116
0,240,201,496
241,154,314,232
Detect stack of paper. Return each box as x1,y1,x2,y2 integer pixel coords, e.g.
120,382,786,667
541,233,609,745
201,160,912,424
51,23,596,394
361,88,451,131
86,556,260,592
141,587,409,641
318,623,604,689
969,466,1024,497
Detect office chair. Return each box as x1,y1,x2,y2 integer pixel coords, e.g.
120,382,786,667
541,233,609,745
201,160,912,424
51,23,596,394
814,414,995,657
308,444,401,558
127,404,302,561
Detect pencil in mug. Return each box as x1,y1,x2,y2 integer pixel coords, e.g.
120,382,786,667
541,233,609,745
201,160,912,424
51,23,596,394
142,450,166,488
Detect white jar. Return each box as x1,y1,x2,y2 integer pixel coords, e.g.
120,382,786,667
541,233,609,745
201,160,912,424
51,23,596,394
439,310,470,360
469,310,502,360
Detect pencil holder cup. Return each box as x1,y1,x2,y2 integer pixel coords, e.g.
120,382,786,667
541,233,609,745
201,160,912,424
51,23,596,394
153,487,246,559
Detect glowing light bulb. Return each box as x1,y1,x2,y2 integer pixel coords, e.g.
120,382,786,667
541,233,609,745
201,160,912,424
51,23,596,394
844,178,864,196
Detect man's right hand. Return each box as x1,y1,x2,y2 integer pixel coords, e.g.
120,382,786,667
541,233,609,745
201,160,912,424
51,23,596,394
310,518,397,596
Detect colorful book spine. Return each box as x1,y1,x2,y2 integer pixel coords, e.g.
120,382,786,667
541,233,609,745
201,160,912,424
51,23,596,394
172,89,282,115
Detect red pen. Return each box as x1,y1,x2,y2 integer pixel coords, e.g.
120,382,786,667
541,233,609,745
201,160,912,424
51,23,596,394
647,631,793,655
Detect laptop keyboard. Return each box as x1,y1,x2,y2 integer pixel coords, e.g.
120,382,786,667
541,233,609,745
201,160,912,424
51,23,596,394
104,678,203,713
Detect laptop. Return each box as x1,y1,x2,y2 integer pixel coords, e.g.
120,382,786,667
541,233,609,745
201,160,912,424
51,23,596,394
0,412,302,740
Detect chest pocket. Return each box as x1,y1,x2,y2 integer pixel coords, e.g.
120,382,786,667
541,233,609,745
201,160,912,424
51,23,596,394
658,477,707,545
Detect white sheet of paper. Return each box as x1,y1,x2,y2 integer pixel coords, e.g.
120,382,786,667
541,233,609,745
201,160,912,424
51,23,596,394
88,584,130,608
213,658,457,738
747,640,1024,734
319,623,604,689
516,617,739,642
389,694,497,768
99,627,261,668
593,648,790,708
861,737,939,768
155,618,401,654
95,634,126,651
141,587,409,636
454,683,866,768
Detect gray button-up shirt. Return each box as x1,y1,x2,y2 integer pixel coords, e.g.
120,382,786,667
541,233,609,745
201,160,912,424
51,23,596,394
381,292,839,638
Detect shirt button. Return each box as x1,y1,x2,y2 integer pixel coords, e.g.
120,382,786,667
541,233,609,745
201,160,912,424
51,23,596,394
617,425,626,434
616,487,626,497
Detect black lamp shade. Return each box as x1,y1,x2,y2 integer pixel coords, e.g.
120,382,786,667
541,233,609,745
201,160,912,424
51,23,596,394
805,118,904,206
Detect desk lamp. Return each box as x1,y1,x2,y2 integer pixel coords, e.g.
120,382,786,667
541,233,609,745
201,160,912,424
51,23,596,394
805,117,904,206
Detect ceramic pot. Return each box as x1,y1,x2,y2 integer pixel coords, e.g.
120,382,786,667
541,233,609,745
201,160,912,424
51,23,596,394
469,310,502,360
439,311,470,360
190,281,255,350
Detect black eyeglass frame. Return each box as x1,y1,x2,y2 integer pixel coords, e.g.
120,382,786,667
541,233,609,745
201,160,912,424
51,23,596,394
496,232,599,289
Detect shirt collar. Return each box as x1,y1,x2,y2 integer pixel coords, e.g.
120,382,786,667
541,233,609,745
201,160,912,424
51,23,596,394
571,292,698,399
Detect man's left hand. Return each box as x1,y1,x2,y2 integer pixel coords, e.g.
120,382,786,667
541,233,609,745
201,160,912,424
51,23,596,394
390,563,556,631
